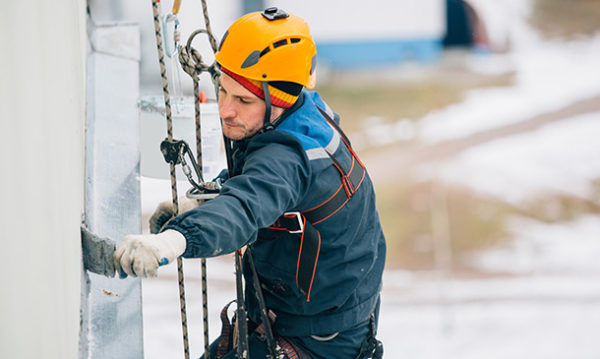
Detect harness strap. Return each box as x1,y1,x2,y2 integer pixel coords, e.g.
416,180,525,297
246,247,278,357
277,337,300,359
216,306,309,359
215,300,237,359
266,212,320,301
355,313,383,359
303,106,366,225
295,215,321,301
256,323,310,359
265,105,365,301
303,152,365,225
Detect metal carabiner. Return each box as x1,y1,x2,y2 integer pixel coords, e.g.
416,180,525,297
162,13,180,58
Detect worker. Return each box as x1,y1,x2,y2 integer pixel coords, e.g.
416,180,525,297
114,7,385,359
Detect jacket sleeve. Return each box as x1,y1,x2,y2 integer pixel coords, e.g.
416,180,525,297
164,131,311,258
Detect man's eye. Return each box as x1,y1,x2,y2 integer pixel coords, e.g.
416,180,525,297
239,98,249,104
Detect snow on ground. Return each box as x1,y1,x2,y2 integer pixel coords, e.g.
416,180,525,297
418,0,600,144
359,0,600,148
379,283,600,359
435,112,600,203
417,34,600,144
378,215,600,359
470,215,600,275
142,256,238,359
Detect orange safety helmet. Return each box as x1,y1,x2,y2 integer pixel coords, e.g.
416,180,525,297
215,7,317,89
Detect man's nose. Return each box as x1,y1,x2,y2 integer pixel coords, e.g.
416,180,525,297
219,97,236,119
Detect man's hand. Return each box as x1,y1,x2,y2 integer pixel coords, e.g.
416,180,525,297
113,230,187,278
149,197,203,234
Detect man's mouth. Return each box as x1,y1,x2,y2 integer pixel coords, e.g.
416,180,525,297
223,121,239,128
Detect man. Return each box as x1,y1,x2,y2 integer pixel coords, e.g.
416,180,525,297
114,7,385,359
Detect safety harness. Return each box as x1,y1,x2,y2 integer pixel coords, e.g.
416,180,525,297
211,104,370,359
215,300,311,359
264,106,366,301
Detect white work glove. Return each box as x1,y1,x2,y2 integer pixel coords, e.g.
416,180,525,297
113,229,187,278
149,197,203,234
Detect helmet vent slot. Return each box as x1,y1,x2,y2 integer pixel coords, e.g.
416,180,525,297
290,38,301,44
273,39,288,49
260,47,271,57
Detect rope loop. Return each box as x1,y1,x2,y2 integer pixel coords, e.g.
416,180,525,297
179,30,217,77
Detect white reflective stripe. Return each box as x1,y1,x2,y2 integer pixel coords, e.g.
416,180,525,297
306,147,329,160
305,121,341,161
323,101,336,121
325,127,341,154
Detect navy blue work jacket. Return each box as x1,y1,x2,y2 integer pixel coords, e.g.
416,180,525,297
166,91,386,337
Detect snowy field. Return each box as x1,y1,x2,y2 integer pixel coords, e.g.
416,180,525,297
141,1,600,358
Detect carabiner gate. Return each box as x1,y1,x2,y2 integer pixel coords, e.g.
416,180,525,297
162,13,180,58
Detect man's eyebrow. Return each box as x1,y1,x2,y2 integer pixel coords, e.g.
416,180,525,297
235,94,255,101
218,80,255,101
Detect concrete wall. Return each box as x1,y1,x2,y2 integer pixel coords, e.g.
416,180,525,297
81,22,143,359
0,1,86,358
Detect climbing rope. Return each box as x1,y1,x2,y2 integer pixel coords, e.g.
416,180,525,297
177,25,220,359
183,2,248,357
157,0,229,357
201,0,219,53
154,1,268,357
150,0,190,358
178,2,251,358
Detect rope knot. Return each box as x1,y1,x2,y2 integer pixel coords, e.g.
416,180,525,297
178,29,218,78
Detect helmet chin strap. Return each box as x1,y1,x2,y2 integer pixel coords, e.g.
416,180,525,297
260,81,274,133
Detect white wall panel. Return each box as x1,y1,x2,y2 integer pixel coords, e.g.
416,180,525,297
0,1,86,358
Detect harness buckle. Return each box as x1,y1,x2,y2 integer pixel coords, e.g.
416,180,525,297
283,211,304,234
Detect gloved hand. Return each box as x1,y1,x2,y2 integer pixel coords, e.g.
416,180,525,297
149,197,203,234
113,229,187,278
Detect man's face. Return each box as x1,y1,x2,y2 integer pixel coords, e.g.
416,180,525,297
218,73,267,140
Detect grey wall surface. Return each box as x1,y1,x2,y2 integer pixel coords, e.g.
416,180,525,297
81,23,144,359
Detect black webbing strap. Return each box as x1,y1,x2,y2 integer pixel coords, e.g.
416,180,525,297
303,153,365,225
295,215,321,301
316,106,353,147
266,212,321,301
302,106,366,225
266,105,365,301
